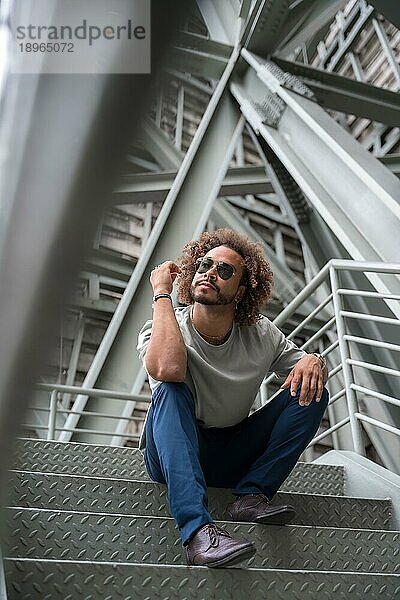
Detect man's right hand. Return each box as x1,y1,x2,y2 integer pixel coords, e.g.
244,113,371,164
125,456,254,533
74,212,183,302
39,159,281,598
150,261,181,295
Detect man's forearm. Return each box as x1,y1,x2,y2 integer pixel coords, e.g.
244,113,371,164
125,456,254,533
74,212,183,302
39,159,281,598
145,298,187,381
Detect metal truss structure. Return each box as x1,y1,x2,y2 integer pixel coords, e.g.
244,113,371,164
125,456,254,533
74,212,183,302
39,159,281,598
1,0,400,483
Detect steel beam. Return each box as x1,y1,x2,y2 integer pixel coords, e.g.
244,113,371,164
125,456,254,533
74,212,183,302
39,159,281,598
174,85,184,151
275,0,347,60
165,69,214,95
231,52,400,304
140,118,183,171
196,0,239,45
225,196,290,225
112,165,274,204
273,57,400,127
241,0,291,56
61,46,244,443
171,45,230,81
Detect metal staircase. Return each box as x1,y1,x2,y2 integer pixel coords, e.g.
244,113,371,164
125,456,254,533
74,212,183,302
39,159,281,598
3,438,399,598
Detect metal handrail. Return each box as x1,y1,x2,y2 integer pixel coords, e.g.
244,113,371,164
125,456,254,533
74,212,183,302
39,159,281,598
260,260,400,458
28,383,150,441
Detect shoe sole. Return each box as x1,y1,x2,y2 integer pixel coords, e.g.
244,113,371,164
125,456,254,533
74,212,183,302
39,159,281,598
205,544,256,568
253,505,296,525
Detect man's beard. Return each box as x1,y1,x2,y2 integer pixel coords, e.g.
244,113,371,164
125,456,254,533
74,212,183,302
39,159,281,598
190,282,236,306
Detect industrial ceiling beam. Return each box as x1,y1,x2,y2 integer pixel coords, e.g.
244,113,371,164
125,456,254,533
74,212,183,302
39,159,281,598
139,118,183,171
241,0,291,55
273,57,400,127
231,51,400,308
171,45,230,80
196,0,239,45
112,165,274,204
275,0,347,59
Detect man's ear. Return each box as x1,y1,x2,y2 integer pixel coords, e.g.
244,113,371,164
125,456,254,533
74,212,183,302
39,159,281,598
235,285,245,303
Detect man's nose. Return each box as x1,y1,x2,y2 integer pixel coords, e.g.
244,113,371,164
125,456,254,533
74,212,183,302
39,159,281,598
204,264,217,279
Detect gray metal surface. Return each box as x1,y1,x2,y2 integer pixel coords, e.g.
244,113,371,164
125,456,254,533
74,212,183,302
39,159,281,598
4,558,400,599
7,471,391,530
4,508,400,574
12,439,345,496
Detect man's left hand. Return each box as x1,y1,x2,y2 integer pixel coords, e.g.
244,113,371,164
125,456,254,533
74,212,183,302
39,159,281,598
281,354,325,406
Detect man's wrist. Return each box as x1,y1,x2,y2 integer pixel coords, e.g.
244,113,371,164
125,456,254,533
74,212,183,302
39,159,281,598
311,352,327,370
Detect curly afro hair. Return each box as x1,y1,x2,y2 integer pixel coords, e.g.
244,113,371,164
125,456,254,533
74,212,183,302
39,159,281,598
177,228,273,326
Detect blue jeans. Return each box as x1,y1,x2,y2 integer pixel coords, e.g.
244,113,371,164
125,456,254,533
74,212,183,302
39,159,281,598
144,382,329,545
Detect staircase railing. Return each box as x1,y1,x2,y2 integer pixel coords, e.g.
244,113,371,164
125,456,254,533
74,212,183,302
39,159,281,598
24,383,150,443
22,260,400,462
262,259,400,458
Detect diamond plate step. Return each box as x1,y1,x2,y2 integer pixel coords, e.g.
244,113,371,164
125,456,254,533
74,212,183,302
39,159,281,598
12,438,345,496
8,471,392,530
4,508,400,574
4,559,400,599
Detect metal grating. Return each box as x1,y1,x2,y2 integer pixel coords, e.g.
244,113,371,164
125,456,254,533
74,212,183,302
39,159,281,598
12,439,346,496
7,471,391,530
5,559,400,599
4,508,400,574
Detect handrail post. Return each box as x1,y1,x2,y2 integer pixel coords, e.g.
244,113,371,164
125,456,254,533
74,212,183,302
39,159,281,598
330,265,365,455
47,390,58,441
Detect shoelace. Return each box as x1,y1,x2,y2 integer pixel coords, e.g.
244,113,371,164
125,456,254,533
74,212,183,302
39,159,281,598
204,523,231,548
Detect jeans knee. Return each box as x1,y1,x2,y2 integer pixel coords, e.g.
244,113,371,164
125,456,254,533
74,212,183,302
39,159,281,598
152,381,195,411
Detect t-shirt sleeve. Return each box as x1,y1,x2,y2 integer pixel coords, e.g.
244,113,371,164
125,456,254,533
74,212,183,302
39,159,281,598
267,321,306,378
137,318,153,363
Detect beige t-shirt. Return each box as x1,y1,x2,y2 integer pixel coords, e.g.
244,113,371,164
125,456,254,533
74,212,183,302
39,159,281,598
137,306,305,449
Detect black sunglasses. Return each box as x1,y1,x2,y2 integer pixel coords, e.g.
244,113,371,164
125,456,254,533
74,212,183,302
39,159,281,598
195,256,236,280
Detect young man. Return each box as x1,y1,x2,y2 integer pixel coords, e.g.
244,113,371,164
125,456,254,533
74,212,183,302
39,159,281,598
137,228,328,568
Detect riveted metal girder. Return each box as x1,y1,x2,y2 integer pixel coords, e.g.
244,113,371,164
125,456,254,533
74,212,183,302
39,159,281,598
231,53,400,302
273,57,400,127
8,471,392,529
11,438,345,496
5,508,400,573
62,51,244,443
5,559,400,600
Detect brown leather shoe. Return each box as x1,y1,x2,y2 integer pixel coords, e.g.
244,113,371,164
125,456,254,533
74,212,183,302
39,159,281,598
225,493,295,525
185,522,256,568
